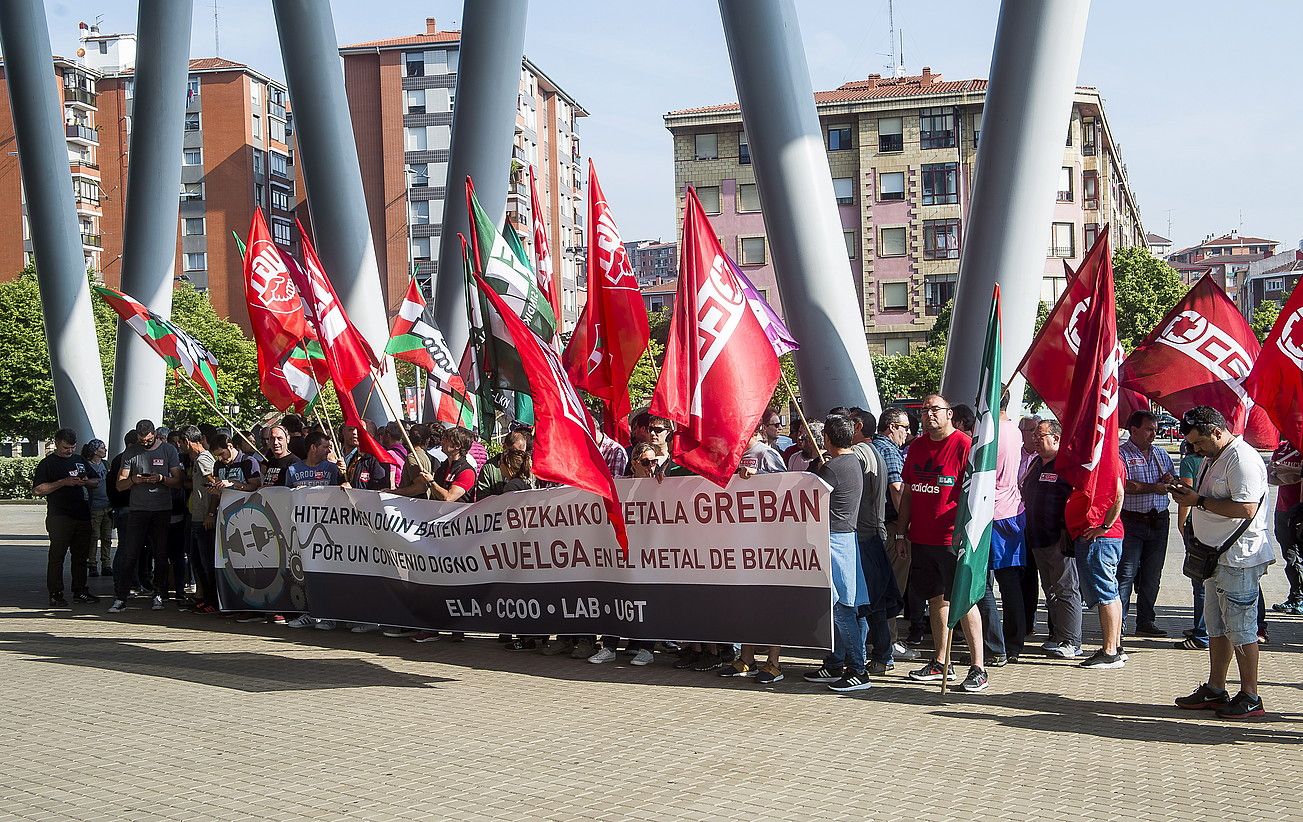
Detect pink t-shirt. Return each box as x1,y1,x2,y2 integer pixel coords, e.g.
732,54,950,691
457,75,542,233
994,418,1025,520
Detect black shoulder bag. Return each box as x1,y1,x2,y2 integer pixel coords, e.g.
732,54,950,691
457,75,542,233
1181,458,1263,581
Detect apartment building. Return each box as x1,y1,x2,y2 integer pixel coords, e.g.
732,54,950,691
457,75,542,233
1240,244,1303,318
0,56,106,277
1166,231,1278,303
664,68,1147,355
625,239,678,285
339,18,588,328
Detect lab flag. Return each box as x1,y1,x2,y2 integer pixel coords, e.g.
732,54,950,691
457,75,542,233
94,285,219,401
948,285,1001,630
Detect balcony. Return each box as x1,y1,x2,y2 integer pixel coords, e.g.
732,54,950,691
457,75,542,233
1084,198,1099,211
268,101,287,120
65,124,98,145
512,145,526,162
64,87,97,108
81,233,102,248
69,160,99,175
1048,245,1075,258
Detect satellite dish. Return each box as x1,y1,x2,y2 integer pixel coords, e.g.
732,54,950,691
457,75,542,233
76,47,85,57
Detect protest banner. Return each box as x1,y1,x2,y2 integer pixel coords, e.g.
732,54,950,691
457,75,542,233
215,473,834,648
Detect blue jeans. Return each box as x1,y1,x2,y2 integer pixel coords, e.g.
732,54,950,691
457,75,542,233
856,531,899,664
1190,578,1209,645
825,602,868,674
1118,510,1169,628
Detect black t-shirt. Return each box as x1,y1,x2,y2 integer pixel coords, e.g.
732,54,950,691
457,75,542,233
1020,455,1072,548
261,455,299,488
106,452,130,508
814,452,863,534
348,453,392,491
288,435,309,461
34,453,91,519
214,455,261,486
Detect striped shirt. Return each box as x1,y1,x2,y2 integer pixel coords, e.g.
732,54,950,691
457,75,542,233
1120,439,1175,513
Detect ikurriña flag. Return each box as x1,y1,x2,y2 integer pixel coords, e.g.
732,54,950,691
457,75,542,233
471,269,630,556
563,159,649,444
649,186,781,487
1120,273,1277,448
94,285,219,401
1246,276,1303,451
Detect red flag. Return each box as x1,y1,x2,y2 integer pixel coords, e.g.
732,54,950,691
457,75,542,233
242,211,317,411
470,270,629,556
1246,278,1303,451
1120,274,1277,448
563,160,650,444
649,187,781,487
293,218,381,390
1055,230,1125,529
529,165,563,333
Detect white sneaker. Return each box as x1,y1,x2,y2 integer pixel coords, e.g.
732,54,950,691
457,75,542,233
630,648,655,666
892,642,918,661
314,620,337,630
285,615,315,628
1044,642,1083,659
108,599,126,613
350,623,381,633
150,595,163,611
588,647,618,664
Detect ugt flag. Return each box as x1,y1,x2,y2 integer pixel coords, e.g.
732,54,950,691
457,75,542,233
730,259,799,358
95,285,219,401
1120,274,1276,448
650,187,780,487
949,285,1001,630
1247,277,1303,451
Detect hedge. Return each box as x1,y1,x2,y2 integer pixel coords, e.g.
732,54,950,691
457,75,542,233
0,457,39,500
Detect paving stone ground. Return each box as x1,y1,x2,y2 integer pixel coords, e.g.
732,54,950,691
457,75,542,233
0,502,1299,821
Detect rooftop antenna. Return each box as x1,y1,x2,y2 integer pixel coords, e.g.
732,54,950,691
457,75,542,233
888,0,905,77
1165,209,1173,239
213,0,220,56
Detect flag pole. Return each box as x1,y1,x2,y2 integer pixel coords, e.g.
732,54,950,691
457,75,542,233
781,371,826,468
172,370,266,461
365,372,420,458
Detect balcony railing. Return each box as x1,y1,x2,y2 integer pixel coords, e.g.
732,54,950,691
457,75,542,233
81,233,102,247
70,160,99,172
65,124,98,143
1084,198,1099,210
1048,245,1075,258
65,87,97,107
268,101,287,120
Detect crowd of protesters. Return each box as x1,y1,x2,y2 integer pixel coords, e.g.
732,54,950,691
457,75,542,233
33,398,1289,716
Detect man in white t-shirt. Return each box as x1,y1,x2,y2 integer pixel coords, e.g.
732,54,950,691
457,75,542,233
1171,406,1272,720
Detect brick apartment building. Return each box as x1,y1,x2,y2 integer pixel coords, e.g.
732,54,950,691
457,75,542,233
1165,230,1278,303
1239,244,1303,318
339,18,588,328
624,238,678,285
664,68,1147,355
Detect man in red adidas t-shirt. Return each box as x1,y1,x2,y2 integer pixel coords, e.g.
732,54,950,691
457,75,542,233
897,393,987,692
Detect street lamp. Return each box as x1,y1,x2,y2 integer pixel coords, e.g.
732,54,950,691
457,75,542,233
222,401,241,429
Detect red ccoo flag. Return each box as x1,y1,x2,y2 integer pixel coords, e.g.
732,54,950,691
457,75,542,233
241,211,319,411
563,160,650,444
293,218,381,390
1121,274,1277,447
471,269,629,556
1054,229,1125,527
1246,277,1303,451
649,187,781,487
528,164,563,333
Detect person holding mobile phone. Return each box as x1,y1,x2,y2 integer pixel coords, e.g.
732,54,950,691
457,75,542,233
109,419,183,614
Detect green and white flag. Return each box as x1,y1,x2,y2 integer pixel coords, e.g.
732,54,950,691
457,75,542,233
948,284,1002,629
467,181,557,342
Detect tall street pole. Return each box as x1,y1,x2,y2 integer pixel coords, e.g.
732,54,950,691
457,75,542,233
0,0,110,441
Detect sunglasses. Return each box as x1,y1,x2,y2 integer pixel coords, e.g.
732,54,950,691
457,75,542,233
638,458,653,467
648,426,669,434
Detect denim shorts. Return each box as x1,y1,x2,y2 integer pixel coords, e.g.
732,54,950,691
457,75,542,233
1074,536,1122,608
1204,563,1268,646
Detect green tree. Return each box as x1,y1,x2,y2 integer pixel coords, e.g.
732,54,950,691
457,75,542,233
1251,299,1282,343
0,267,60,440
1112,246,1185,350
926,299,954,346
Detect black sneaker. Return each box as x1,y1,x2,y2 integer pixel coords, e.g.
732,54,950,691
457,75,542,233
827,671,872,693
987,654,1008,668
505,638,537,651
959,666,989,693
1078,649,1125,669
72,591,100,604
905,631,925,648
1175,683,1231,710
1135,623,1167,637
672,652,700,670
692,654,723,672
1215,691,1265,720
802,665,844,683
908,660,956,682
48,595,68,608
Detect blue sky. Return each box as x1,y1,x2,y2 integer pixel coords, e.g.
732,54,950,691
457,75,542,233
45,1,1301,253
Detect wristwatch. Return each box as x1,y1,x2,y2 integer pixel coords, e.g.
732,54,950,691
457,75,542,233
1196,496,1207,510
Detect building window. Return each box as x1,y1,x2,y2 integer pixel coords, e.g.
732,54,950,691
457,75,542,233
921,163,958,205
254,183,265,206
1084,222,1099,249
180,182,204,201
271,189,290,211
405,52,424,77
694,133,719,161
272,219,293,246
185,77,199,101
844,230,856,259
184,112,200,131
1267,278,1286,292
923,219,961,260
737,183,760,213
878,171,905,202
183,217,205,236
925,276,957,314
410,199,430,226
429,125,451,151
252,112,261,139
884,337,911,357
738,131,750,165
832,177,854,205
183,148,202,166
1083,171,1098,210
183,252,206,271
739,236,766,266
696,185,721,215
408,163,429,187
269,152,288,176
878,117,903,153
406,89,426,115
1066,123,1073,146
827,125,852,151
879,226,907,257
1057,167,1074,202
1050,222,1075,258
253,151,264,175
920,107,956,149
405,126,427,151
881,281,909,311
269,118,285,143
1082,117,1097,156
411,236,431,261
